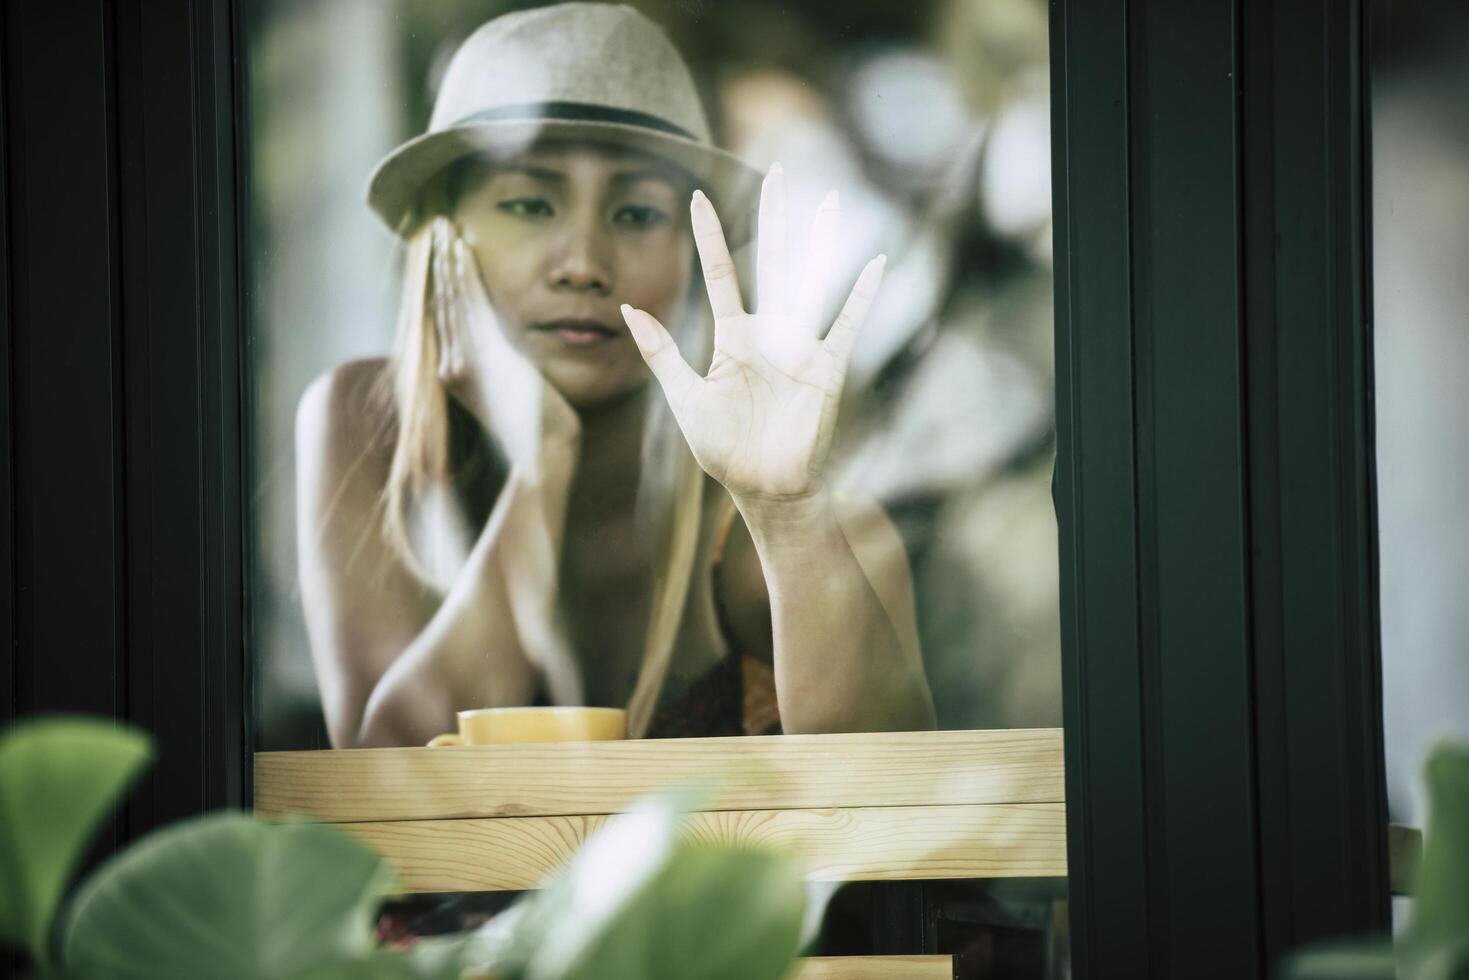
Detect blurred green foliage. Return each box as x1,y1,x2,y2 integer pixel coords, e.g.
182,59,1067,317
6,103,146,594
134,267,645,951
1284,742,1469,980
0,718,151,972
0,717,814,980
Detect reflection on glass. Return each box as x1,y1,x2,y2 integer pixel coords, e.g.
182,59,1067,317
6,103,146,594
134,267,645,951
246,0,1060,974
249,0,1058,751
293,2,937,750
1371,0,1469,860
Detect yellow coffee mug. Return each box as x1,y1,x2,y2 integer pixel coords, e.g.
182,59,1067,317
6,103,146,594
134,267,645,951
426,706,628,747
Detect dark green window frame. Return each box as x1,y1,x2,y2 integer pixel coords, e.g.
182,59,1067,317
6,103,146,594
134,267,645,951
0,1,1387,976
1053,0,1386,974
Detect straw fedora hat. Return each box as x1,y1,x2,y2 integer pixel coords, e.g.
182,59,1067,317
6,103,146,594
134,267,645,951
366,3,763,247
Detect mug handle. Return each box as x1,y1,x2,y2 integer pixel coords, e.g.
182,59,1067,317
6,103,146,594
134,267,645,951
427,733,464,748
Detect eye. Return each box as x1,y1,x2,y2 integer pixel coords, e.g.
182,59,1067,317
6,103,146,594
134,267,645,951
613,204,670,229
496,197,554,219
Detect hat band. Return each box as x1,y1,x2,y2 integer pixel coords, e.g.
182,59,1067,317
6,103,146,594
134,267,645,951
449,101,698,141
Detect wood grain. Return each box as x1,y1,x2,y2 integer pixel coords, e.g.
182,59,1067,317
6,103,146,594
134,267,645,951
791,956,954,980
255,728,1064,822
342,802,1067,892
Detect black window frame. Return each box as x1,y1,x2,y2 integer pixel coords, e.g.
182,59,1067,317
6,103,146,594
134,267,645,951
1053,0,1388,975
0,0,1389,976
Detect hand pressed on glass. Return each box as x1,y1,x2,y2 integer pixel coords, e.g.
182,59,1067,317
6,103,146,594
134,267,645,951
620,163,887,503
428,217,587,708
430,215,580,477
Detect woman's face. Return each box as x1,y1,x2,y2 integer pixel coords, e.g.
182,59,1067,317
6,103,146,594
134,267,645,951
451,141,697,410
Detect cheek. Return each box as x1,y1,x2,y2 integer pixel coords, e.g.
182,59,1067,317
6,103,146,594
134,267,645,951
471,248,537,320
615,236,693,316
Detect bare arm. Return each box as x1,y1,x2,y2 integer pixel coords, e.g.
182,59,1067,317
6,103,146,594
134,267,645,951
622,168,934,735
300,223,584,748
353,471,571,748
295,361,543,748
719,490,935,734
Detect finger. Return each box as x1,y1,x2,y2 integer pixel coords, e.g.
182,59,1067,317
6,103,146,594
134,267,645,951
453,236,511,356
755,162,788,316
452,235,495,315
446,225,472,374
621,304,701,404
431,219,454,374
691,189,745,321
822,254,887,365
453,238,528,387
794,189,839,334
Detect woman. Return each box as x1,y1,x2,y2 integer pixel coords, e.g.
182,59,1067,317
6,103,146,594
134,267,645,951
296,3,936,749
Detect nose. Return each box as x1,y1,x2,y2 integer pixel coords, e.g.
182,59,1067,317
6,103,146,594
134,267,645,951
546,208,614,295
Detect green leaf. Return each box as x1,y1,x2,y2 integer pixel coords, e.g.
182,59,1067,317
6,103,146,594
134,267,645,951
551,842,806,980
398,933,493,980
287,938,480,980
477,780,805,980
798,880,842,953
0,717,152,968
488,785,692,978
1401,935,1469,980
1280,941,1398,979
62,814,396,980
1408,743,1469,950
286,952,422,980
1280,743,1469,980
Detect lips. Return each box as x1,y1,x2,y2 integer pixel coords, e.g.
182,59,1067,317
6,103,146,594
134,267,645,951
529,318,622,348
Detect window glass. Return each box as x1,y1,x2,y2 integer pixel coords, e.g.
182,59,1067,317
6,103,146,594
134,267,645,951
245,1,1061,973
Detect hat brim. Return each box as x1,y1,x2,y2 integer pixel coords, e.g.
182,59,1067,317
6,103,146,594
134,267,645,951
365,118,763,249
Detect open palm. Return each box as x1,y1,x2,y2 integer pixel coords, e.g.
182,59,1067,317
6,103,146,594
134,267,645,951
621,164,886,501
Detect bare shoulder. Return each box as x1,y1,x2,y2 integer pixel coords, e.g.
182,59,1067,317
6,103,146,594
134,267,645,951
296,357,397,469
